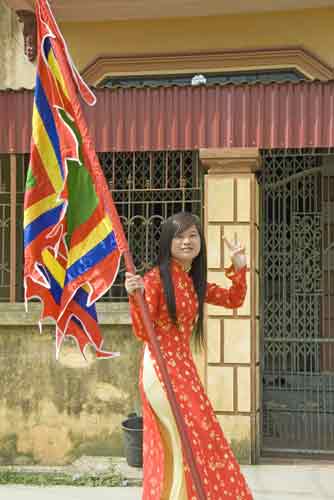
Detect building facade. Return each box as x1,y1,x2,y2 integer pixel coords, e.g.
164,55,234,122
1,0,334,465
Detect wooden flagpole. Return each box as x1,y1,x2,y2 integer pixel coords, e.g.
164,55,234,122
39,2,206,497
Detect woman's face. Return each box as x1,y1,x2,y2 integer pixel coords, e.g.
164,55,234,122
170,224,201,266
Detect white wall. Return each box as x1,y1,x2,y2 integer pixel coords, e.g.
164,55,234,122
0,0,35,89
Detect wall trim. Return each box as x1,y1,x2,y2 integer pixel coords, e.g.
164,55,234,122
0,302,131,326
200,148,262,174
81,46,334,86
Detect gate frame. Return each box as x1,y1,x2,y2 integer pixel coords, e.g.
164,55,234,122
200,148,262,464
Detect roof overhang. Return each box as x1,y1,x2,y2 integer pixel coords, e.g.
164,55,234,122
2,81,334,153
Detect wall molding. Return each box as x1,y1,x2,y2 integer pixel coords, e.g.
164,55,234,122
5,0,34,10
16,9,37,62
81,46,334,86
0,302,131,325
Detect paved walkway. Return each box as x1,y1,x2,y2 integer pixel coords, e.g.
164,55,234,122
245,464,334,499
1,464,334,499
0,485,141,499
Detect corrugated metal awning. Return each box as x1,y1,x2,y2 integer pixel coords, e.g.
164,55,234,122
1,80,334,154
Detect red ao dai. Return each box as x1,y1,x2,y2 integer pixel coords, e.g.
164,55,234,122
129,259,253,500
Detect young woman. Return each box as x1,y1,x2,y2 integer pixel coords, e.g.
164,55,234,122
125,212,253,500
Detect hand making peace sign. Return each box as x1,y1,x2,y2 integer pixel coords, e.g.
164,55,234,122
223,232,247,270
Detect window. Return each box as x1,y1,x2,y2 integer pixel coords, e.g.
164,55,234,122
99,69,306,89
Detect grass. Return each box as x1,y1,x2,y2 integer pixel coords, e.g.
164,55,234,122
0,469,124,487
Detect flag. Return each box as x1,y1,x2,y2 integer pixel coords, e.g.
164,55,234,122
24,0,124,359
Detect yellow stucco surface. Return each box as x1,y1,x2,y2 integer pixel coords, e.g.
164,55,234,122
0,323,142,465
60,8,334,73
2,5,334,88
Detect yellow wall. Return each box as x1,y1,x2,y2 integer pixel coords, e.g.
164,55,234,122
0,313,142,465
3,6,334,88
60,8,334,73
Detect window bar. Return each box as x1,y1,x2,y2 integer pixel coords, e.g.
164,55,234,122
10,153,17,303
180,151,186,211
164,152,169,219
112,151,116,190
330,173,333,371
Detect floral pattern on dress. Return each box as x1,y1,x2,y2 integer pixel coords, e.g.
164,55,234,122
129,260,253,500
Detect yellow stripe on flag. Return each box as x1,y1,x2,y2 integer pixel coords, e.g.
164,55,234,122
24,193,63,228
42,248,65,288
42,249,90,294
32,106,63,193
68,216,113,267
47,49,70,101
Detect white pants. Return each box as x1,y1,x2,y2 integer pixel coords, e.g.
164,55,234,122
142,345,188,500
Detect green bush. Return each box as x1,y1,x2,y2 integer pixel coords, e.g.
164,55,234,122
0,470,124,487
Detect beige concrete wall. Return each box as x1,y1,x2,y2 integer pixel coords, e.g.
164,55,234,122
0,0,35,89
0,304,142,465
60,8,334,74
202,149,261,464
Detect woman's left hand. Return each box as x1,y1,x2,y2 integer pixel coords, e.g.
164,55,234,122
223,232,247,270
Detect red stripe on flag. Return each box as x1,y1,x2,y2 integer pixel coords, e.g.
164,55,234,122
38,50,74,123
25,275,59,321
69,204,107,247
24,225,64,277
60,250,121,313
25,144,55,207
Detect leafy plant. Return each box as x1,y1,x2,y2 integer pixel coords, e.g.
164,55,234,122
0,470,124,487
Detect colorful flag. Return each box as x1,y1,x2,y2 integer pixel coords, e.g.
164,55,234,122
24,0,124,359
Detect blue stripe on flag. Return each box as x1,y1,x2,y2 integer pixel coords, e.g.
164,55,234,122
65,232,118,285
40,264,97,320
43,37,52,59
39,264,62,305
74,288,98,320
24,204,64,248
35,75,64,179
72,316,83,328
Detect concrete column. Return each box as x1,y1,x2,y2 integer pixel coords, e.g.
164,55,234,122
200,148,261,464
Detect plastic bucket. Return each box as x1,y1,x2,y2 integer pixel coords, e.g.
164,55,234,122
121,415,143,468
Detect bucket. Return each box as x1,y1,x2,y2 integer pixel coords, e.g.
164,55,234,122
121,414,143,467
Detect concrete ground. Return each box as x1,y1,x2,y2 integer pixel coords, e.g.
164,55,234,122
244,464,334,499
0,485,141,499
0,464,334,499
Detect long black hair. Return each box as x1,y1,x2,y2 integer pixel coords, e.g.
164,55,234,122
157,212,207,348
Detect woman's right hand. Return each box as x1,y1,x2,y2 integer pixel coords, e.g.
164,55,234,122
125,272,144,295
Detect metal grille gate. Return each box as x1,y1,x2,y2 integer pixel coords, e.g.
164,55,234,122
0,154,27,302
259,149,334,455
0,150,202,303
97,150,202,300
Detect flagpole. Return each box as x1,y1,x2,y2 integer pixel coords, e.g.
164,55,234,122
94,169,208,500
87,141,209,500
124,256,207,500
38,3,206,497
